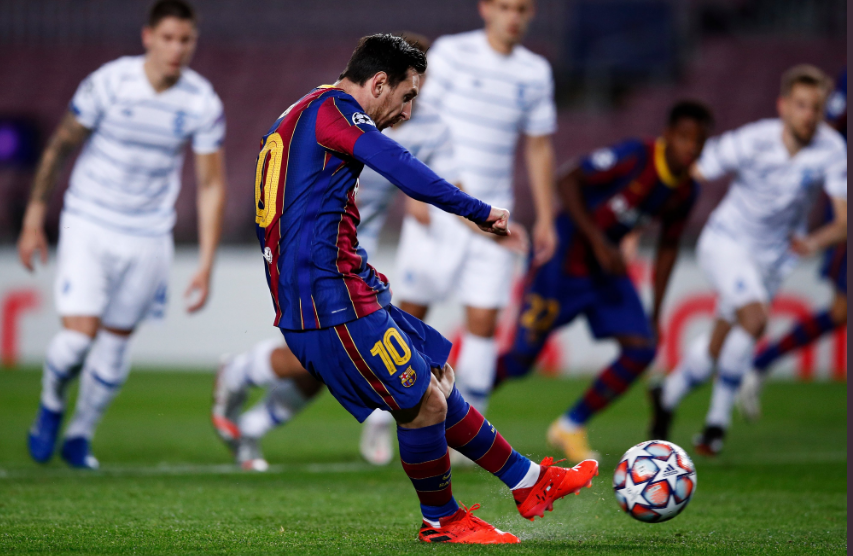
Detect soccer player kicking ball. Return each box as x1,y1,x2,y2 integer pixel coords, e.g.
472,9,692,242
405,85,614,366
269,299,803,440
736,67,848,421
20,0,226,469
252,34,597,543
495,101,714,463
651,65,847,456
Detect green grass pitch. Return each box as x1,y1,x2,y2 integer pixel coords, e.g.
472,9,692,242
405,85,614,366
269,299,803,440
0,369,846,555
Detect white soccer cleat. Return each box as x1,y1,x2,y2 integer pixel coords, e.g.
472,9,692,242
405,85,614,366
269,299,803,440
359,416,394,466
237,437,269,472
211,356,248,454
736,370,764,423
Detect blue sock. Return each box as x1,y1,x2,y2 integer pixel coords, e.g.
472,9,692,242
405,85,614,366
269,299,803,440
397,422,458,522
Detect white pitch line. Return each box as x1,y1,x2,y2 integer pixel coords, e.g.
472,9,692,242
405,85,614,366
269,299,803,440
0,460,375,480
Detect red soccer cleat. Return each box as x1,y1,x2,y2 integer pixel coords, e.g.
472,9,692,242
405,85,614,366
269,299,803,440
418,504,519,544
513,457,599,521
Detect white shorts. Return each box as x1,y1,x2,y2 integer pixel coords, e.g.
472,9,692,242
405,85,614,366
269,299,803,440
697,224,791,322
54,211,174,330
393,211,517,308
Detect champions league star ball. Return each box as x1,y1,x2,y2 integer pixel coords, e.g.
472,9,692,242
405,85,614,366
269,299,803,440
613,440,697,523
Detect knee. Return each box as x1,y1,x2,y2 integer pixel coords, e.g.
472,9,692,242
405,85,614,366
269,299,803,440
830,294,847,325
393,378,447,427
736,304,768,338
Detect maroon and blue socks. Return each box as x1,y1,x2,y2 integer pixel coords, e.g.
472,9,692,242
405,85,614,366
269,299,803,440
567,346,657,425
753,310,839,374
397,422,458,523
444,386,532,489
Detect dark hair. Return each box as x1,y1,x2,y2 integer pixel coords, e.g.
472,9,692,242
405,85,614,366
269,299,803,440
667,100,714,128
339,34,427,88
398,32,432,54
148,0,195,28
780,64,831,97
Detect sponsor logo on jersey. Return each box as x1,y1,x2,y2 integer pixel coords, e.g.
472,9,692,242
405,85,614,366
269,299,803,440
352,113,376,127
400,367,417,388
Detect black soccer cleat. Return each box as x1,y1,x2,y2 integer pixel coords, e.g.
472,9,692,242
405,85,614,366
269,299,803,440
693,425,725,457
648,385,673,441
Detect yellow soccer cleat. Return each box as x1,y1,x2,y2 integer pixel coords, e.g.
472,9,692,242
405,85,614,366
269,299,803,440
547,419,601,464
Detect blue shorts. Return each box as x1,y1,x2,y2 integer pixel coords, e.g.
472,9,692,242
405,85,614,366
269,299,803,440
821,242,847,294
505,235,652,365
282,305,451,422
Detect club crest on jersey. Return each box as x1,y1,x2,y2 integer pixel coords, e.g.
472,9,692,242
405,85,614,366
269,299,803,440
351,113,376,127
263,247,273,263
400,367,416,388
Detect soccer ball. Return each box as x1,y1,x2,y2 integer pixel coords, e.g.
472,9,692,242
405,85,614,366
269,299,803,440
613,440,697,523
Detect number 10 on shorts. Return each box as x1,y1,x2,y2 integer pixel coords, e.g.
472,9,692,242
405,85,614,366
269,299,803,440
370,328,411,375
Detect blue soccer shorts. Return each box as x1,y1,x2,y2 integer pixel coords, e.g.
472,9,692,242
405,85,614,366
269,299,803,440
282,305,452,422
506,249,653,366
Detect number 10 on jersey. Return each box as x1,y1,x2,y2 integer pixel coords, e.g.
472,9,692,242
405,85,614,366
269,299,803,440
255,132,284,228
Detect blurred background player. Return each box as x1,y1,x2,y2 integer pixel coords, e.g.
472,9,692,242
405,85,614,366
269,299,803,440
212,33,469,470
19,0,227,469
495,101,713,463
251,34,596,543
651,65,847,456
737,66,847,421
393,0,558,422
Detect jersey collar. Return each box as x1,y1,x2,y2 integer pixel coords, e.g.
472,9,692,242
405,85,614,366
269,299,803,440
654,138,682,188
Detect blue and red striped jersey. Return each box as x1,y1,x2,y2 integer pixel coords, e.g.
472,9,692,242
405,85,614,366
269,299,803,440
254,86,491,330
564,138,698,275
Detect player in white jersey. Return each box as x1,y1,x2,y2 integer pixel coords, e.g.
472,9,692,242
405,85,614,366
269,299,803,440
649,65,847,456
394,0,558,420
20,1,227,469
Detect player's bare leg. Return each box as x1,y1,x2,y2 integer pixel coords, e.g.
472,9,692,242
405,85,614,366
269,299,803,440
28,315,98,464
61,320,134,469
552,335,656,463
740,289,847,421
359,301,430,466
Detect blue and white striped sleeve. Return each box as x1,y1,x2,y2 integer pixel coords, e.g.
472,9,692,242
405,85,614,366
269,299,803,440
418,38,454,112
696,126,745,180
824,148,847,200
69,65,112,130
192,91,226,154
521,65,557,137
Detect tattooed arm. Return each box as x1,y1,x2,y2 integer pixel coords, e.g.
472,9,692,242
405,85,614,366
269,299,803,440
18,112,91,271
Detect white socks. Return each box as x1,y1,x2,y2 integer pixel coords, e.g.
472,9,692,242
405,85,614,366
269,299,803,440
65,330,132,440
662,334,714,411
40,329,93,412
239,378,310,438
706,326,756,428
454,333,497,415
364,408,394,427
510,461,542,490
222,338,281,392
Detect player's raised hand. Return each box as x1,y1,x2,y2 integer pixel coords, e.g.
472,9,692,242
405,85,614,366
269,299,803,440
17,202,49,272
185,268,211,313
479,207,510,236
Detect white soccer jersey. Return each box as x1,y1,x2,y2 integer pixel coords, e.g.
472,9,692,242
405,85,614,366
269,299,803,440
698,118,847,267
65,56,225,236
357,104,459,256
418,30,557,211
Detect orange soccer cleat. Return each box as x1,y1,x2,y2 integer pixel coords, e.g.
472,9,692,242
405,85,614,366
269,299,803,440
418,504,519,544
513,457,599,521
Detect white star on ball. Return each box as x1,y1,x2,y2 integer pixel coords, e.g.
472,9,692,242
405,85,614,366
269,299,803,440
650,452,691,491
617,473,649,511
